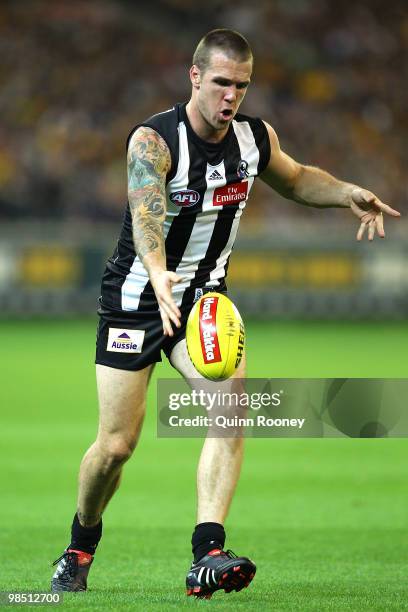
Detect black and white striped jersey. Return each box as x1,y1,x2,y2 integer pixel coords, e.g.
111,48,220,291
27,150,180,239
99,102,270,314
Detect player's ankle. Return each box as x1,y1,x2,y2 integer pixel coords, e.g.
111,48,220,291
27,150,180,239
69,512,102,555
192,522,226,562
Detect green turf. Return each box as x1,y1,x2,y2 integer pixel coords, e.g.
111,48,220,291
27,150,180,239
1,320,407,610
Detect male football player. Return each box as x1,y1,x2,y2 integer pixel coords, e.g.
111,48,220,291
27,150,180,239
51,28,400,598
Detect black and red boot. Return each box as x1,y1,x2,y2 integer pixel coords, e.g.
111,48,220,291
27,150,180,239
186,549,256,599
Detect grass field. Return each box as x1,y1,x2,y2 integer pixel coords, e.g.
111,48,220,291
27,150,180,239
1,320,407,610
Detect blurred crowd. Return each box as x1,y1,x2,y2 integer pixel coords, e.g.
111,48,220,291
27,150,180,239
1,0,407,228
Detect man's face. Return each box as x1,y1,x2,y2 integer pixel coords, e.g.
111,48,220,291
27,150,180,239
193,51,252,131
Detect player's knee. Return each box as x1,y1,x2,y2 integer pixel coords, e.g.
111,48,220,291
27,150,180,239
98,437,135,471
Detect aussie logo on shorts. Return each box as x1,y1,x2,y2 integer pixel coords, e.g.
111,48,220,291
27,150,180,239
107,328,145,353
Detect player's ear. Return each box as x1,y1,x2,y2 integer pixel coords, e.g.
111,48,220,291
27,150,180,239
190,65,201,89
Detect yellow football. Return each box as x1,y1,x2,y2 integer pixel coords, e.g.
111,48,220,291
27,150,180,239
186,292,245,380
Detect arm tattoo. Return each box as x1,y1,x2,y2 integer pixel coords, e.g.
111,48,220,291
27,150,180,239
127,127,171,263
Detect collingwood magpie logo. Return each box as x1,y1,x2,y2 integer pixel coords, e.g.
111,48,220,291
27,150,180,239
237,159,249,179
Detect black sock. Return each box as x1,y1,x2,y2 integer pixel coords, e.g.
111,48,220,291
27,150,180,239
69,513,102,555
192,522,226,562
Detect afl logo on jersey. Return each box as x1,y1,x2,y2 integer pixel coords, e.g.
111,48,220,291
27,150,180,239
170,189,200,207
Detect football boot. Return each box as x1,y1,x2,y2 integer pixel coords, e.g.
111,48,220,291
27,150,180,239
186,548,256,599
51,549,93,592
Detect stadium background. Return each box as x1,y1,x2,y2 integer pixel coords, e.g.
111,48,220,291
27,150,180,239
1,0,407,609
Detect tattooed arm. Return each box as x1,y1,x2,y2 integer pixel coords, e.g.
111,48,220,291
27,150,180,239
127,126,181,335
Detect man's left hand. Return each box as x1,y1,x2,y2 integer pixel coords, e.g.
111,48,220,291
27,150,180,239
350,188,401,241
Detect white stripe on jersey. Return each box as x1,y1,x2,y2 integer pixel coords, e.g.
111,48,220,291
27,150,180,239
173,161,227,306
208,121,260,285
163,121,190,232
166,121,189,194
121,121,189,311
232,120,260,176
208,207,243,285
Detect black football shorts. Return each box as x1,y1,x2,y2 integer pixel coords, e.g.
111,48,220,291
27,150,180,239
95,286,226,371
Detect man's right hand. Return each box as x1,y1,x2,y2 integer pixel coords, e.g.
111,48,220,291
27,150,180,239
150,270,182,336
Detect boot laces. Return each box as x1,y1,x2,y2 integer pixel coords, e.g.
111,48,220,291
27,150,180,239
224,549,238,559
51,551,78,578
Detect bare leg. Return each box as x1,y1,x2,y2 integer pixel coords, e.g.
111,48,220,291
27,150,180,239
196,429,244,524
76,364,153,527
170,339,246,525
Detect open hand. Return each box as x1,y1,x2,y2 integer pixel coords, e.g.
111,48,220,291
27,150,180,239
350,188,400,241
150,270,182,336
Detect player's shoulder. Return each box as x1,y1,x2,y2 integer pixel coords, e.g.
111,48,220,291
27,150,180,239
127,104,182,182
233,110,265,128
126,104,180,151
233,112,271,173
141,104,182,132
232,111,269,142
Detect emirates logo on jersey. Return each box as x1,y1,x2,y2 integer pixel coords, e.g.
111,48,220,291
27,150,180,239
170,189,200,207
213,181,248,206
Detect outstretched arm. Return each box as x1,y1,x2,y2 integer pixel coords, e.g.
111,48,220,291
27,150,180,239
127,126,181,335
260,122,400,240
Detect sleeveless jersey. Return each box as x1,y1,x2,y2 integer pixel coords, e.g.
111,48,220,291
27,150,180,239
99,102,270,315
